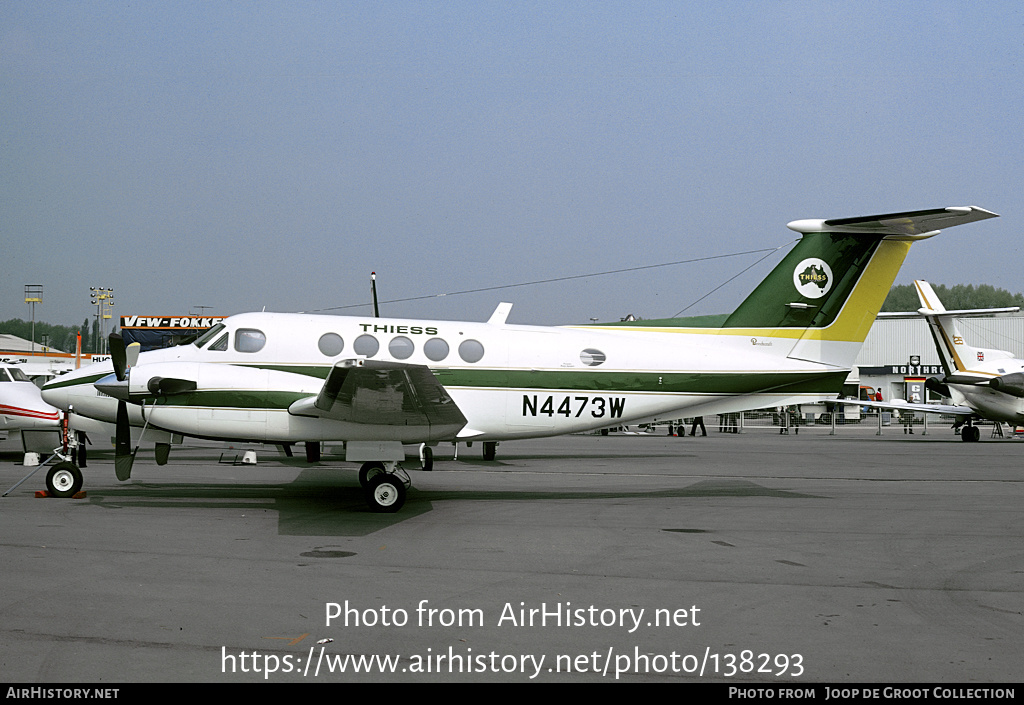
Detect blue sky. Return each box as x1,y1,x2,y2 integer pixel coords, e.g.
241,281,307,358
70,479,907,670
2,1,1021,331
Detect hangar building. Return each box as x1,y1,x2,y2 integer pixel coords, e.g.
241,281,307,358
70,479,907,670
853,312,1024,402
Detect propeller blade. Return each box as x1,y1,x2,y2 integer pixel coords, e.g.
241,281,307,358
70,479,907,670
109,333,127,382
114,453,135,482
126,342,141,369
114,400,134,481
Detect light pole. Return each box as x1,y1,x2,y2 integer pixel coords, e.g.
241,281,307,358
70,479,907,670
90,287,115,355
24,285,42,353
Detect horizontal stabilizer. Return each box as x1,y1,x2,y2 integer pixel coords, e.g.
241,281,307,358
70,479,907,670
788,206,998,240
878,307,1020,319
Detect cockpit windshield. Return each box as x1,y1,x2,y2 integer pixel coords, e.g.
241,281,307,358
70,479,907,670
193,323,227,349
0,368,28,382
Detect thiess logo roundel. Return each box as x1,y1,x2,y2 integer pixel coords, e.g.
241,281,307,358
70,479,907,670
792,258,833,299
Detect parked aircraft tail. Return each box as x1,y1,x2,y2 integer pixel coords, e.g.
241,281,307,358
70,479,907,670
724,207,998,338
914,279,1016,375
617,207,997,361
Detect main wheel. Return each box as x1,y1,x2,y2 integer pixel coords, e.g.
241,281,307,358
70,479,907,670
421,446,434,472
46,462,83,498
364,474,406,513
482,441,497,461
358,461,386,487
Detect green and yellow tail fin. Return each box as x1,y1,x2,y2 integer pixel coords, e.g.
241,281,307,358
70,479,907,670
723,207,998,344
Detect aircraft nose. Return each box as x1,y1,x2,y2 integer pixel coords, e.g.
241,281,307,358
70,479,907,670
41,380,69,410
42,369,107,410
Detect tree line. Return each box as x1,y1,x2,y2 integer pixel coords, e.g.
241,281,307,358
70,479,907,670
880,283,1024,312
0,318,103,353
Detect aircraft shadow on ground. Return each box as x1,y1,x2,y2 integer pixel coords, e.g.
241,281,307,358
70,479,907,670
70,467,822,537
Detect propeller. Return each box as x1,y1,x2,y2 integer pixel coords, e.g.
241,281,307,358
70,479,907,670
108,333,137,481
102,334,197,480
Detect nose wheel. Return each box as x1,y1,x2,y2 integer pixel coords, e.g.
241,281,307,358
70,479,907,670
46,462,83,498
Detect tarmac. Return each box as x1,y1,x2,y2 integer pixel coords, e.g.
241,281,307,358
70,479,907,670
1,423,1021,683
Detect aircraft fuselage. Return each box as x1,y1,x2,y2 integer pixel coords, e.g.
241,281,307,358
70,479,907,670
43,310,849,445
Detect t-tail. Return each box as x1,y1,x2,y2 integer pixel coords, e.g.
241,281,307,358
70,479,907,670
719,207,998,369
914,279,1017,376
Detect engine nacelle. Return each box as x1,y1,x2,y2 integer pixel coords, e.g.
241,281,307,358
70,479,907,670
925,376,950,398
989,372,1024,398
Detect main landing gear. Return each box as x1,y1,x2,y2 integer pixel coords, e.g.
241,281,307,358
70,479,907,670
959,422,982,442
482,441,497,461
357,461,411,513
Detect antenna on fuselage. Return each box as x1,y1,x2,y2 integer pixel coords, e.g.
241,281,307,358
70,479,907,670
371,272,380,318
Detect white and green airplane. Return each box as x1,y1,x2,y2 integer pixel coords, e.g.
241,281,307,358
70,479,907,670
41,206,997,511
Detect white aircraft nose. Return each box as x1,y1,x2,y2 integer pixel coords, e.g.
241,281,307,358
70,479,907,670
1,384,60,428
40,382,67,410
42,369,102,411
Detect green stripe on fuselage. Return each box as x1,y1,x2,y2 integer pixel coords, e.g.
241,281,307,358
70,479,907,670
151,390,308,410
433,368,848,396
146,367,847,410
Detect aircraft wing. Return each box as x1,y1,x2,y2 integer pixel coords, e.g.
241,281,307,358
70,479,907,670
288,359,468,436
837,398,974,417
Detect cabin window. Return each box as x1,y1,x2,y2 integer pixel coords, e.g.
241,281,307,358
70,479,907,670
423,338,449,362
580,348,606,366
353,334,379,357
234,328,267,353
458,339,485,363
389,336,414,360
194,323,226,348
318,333,344,357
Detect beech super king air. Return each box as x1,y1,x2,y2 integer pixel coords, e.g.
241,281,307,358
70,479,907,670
41,207,998,511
